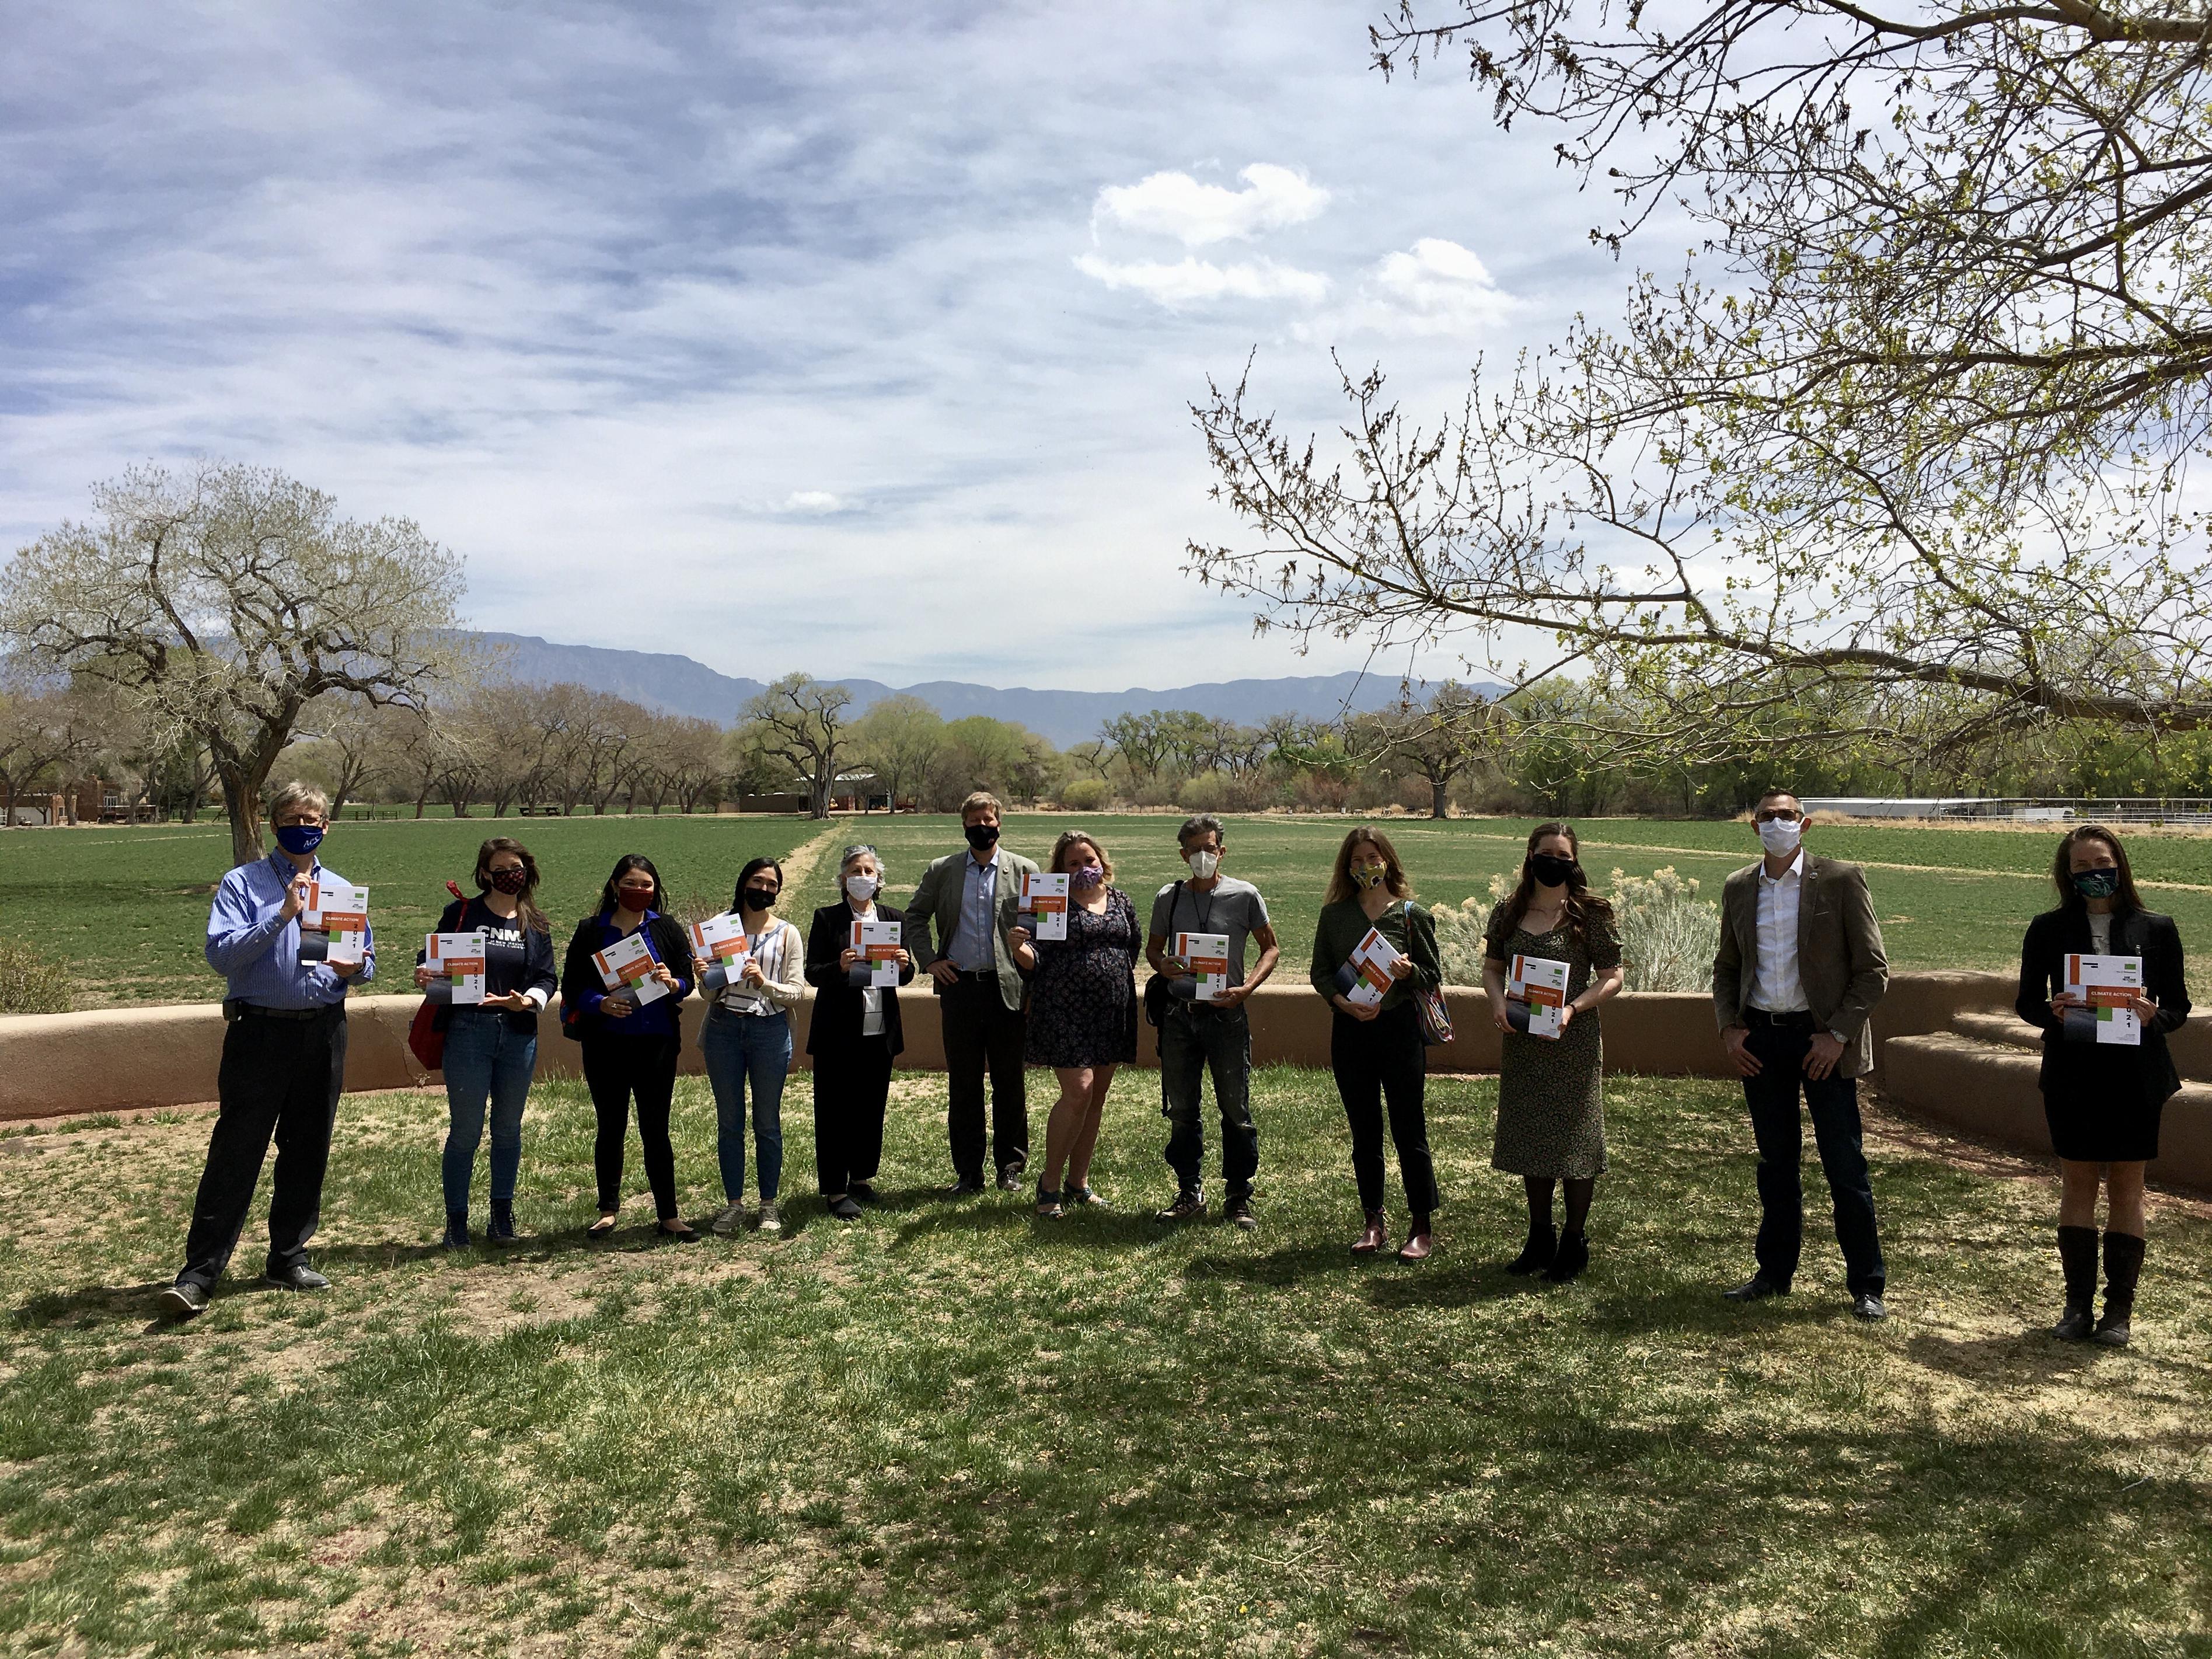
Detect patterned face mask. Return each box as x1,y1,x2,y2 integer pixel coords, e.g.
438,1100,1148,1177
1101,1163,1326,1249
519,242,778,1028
2073,867,2120,900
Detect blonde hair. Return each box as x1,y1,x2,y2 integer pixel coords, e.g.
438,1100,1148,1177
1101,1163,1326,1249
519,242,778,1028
960,790,1004,820
267,781,329,823
1049,830,1112,883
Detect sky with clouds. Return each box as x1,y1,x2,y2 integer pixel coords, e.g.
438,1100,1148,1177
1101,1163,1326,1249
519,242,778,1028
1,1,1642,693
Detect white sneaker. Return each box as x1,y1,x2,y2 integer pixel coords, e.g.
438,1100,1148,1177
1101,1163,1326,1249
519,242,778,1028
757,1201,783,1235
711,1202,746,1236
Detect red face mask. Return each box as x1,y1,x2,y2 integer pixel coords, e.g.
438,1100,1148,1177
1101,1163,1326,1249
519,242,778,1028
487,867,529,895
616,887,654,911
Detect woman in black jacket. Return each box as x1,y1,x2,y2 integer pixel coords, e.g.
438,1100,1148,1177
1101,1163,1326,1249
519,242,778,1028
803,845,915,1219
560,854,695,1239
2016,824,2190,1346
414,837,559,1249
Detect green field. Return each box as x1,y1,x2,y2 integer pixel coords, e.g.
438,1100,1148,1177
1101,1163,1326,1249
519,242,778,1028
4,1069,2206,1654
8,811,2212,1006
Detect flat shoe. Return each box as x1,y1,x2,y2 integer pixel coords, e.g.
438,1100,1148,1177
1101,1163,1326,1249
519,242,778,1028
587,1214,618,1238
655,1221,700,1242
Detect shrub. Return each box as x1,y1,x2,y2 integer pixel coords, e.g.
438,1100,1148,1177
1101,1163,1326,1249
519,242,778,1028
1060,779,1111,812
1428,890,1502,986
1609,866,1721,992
0,940,72,1015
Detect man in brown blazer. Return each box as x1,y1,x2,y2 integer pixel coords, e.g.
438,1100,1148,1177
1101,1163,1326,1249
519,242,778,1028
1711,789,1891,1319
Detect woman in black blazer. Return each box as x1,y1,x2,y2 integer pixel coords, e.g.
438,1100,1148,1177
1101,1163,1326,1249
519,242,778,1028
803,845,916,1219
2016,824,2190,1346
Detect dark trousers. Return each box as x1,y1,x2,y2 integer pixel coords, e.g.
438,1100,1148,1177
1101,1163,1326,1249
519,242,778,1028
941,973,1028,1179
1331,1001,1439,1215
582,1033,682,1219
814,1034,894,1194
177,1008,347,1289
1742,1021,1886,1295
1160,1001,1258,1201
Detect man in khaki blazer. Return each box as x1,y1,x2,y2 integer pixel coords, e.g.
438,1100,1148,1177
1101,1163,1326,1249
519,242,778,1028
1711,789,1891,1319
907,791,1040,1194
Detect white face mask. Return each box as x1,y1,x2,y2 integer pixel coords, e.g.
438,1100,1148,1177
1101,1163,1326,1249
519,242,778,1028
1757,817,1803,857
1186,849,1220,880
845,873,879,901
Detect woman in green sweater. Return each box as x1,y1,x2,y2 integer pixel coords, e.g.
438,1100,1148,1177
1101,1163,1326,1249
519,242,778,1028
1309,826,1446,1261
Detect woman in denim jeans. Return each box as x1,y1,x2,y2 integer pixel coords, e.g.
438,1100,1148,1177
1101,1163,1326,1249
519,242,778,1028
700,857,805,1235
414,837,559,1249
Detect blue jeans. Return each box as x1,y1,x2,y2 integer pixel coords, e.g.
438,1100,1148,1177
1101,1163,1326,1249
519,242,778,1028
441,1008,536,1215
702,1005,790,1203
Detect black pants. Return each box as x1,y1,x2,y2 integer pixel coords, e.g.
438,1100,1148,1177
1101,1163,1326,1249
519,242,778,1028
1742,1020,1886,1295
814,1034,894,1194
1330,1002,1439,1215
582,1033,682,1219
941,973,1028,1179
177,1008,347,1289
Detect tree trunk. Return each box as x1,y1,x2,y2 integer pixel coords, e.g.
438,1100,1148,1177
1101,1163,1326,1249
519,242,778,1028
1431,778,1449,819
222,766,265,867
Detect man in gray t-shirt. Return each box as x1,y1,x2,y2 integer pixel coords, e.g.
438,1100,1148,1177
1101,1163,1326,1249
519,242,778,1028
1145,814,1281,1228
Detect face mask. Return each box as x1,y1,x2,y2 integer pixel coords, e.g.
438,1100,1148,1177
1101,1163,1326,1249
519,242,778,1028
1070,863,1104,889
487,867,529,896
1351,864,1387,890
1186,849,1220,880
845,874,879,901
2073,867,2120,900
274,822,324,856
1529,852,1577,888
744,887,777,911
1757,817,1803,857
616,888,654,912
965,823,1000,852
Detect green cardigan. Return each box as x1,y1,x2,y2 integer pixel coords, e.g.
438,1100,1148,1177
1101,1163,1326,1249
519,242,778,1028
1309,898,1443,1012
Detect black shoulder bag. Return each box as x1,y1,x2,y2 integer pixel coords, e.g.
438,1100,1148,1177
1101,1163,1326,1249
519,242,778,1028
1142,881,1185,1029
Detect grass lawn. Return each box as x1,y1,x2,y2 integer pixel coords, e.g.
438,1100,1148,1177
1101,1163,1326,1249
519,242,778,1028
10,811,2212,1006
3,1068,2208,1655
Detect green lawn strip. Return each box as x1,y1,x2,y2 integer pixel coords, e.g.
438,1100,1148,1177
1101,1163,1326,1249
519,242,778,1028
14,813,2212,1006
2,1069,2207,1654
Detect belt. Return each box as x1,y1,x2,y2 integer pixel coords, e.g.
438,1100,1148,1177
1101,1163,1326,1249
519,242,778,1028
1745,1007,1816,1030
954,969,1000,982
229,1001,343,1022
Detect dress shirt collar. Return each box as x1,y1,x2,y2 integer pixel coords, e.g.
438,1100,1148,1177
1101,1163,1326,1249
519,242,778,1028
266,848,324,883
1757,849,1805,888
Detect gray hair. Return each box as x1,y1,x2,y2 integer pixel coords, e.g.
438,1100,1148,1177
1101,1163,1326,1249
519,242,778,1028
1177,813,1225,849
839,843,883,873
267,781,330,823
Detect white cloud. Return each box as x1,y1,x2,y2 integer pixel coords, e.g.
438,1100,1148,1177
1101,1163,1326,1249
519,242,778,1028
1073,252,1329,308
1308,237,1517,339
1091,162,1328,246
783,490,845,513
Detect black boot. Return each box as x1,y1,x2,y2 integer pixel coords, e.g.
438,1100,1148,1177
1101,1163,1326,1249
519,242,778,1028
1544,1229,1590,1283
2053,1225,2099,1340
2095,1230,2145,1347
487,1203,518,1245
441,1211,472,1251
1508,1222,1557,1275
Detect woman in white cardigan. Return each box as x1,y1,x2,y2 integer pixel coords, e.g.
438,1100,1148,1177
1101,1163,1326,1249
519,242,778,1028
700,856,807,1235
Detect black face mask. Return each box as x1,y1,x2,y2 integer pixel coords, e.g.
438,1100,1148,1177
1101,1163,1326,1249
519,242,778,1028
965,823,1000,851
743,887,777,911
1529,852,1579,888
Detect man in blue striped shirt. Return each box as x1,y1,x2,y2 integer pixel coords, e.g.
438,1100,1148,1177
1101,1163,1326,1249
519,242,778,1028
162,782,374,1319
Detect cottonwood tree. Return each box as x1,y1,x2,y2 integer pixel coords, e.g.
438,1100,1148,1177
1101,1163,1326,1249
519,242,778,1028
0,675,100,827
0,463,463,863
1355,681,1496,817
1192,4,2212,765
739,674,856,819
853,694,947,809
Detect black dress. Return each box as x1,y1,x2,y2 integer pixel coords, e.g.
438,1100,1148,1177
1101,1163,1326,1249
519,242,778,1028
2016,907,2190,1161
1023,887,1140,1068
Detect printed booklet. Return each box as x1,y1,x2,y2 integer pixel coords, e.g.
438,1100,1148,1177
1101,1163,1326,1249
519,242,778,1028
850,918,903,987
1331,927,1403,1009
1507,954,1571,1040
593,930,669,1005
2064,952,2144,1046
1018,872,1070,941
687,912,751,995
424,930,488,1005
298,880,368,966
1174,931,1233,1002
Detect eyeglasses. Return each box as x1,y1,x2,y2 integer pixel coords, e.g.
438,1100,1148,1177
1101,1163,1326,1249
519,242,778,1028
1753,809,1802,824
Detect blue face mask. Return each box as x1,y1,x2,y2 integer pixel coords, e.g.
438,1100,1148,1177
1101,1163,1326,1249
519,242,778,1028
2073,867,2119,900
274,822,325,856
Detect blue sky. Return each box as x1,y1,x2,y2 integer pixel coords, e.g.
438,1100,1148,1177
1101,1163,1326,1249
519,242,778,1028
1,1,1637,692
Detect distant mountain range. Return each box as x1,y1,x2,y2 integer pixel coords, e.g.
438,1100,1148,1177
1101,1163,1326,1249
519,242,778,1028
464,632,1482,748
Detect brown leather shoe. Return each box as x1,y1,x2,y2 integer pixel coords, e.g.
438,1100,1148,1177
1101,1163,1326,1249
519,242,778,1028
1351,1211,1388,1254
1396,1231,1434,1263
